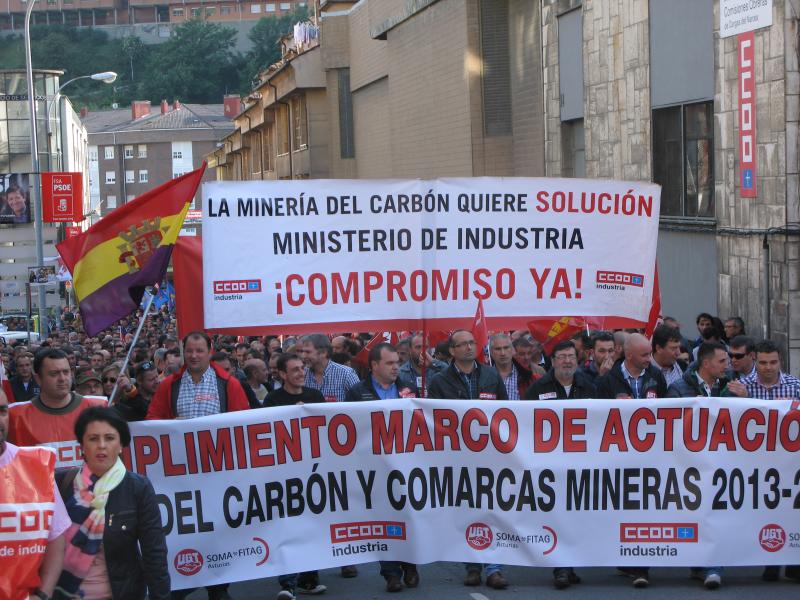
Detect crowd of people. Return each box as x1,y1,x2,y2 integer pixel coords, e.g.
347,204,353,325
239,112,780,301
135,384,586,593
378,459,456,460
1,306,799,599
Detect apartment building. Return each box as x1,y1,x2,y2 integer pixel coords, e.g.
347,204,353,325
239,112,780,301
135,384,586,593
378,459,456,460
0,0,307,30
83,98,236,233
211,0,800,371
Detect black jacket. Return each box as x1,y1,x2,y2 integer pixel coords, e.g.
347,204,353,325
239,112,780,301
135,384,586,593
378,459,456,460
55,469,170,600
666,367,730,398
523,369,596,400
595,359,667,399
427,362,508,400
346,375,419,402
113,390,150,422
9,375,39,402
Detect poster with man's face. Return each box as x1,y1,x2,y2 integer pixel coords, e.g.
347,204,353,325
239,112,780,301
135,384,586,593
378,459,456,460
0,173,32,225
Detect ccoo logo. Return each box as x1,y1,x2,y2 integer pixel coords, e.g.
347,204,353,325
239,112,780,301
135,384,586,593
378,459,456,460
466,523,493,550
174,549,204,575
759,524,786,552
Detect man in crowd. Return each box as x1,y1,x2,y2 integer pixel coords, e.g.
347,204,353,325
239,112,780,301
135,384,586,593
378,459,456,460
726,335,756,381
8,348,107,468
580,332,615,383
301,333,360,404
398,333,448,397
694,312,714,348
299,333,360,578
0,388,68,600
513,335,547,376
244,358,270,407
650,324,684,388
427,329,509,589
596,333,666,588
666,341,731,589
74,366,104,397
724,316,745,341
268,352,283,392
147,332,249,600
345,342,420,592
115,361,160,422
728,339,800,402
9,351,39,401
489,333,532,400
266,353,327,600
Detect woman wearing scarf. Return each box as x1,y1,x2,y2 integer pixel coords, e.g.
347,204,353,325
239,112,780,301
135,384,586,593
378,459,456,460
54,406,169,599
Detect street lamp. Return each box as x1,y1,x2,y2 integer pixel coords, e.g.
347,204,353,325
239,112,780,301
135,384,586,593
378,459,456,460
46,71,118,170
25,0,117,338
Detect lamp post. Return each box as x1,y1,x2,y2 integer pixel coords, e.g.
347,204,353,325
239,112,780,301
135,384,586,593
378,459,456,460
25,0,116,337
46,71,117,170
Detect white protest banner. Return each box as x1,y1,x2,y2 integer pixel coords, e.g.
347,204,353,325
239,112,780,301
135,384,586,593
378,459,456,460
201,178,660,333
127,397,800,589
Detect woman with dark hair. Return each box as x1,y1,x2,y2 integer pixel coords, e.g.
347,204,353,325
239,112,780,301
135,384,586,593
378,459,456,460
54,406,169,600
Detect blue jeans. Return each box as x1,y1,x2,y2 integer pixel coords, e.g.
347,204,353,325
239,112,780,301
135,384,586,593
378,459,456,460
691,566,724,578
379,561,415,579
465,562,502,576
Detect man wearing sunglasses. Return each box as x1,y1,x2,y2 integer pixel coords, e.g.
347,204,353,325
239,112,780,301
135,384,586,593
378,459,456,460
726,335,756,380
114,362,160,422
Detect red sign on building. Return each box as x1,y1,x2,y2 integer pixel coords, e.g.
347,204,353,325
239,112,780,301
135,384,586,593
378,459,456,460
65,226,82,239
738,31,756,198
42,172,83,222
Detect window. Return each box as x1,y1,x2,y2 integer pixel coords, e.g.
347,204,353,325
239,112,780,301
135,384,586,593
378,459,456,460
652,101,714,218
173,172,185,179
124,145,133,159
126,195,135,203
125,170,135,183
105,171,116,184
280,2,291,9
139,170,149,183
206,7,215,16
277,104,290,155
104,146,114,160
173,7,184,16
266,3,275,11
221,5,232,14
89,148,98,160
250,3,261,12
338,69,355,159
291,95,308,150
137,144,147,158
479,0,511,136
191,7,201,17
173,150,183,159
263,122,275,172
106,195,116,208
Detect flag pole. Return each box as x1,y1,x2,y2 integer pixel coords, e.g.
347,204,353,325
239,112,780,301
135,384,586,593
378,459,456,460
109,286,157,405
421,320,427,397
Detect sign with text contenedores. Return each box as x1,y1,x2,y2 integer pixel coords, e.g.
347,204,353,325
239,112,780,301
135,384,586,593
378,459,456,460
201,178,661,333
127,397,800,589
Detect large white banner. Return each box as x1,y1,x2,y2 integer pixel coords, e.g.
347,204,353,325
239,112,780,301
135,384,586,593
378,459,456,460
201,178,660,333
128,398,800,590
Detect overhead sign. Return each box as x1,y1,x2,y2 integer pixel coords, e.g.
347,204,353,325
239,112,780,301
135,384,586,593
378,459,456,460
42,172,83,223
720,0,772,38
124,397,800,590
201,178,661,334
738,31,757,197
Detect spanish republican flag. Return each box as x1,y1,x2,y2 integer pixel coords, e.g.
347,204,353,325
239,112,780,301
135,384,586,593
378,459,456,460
57,165,205,336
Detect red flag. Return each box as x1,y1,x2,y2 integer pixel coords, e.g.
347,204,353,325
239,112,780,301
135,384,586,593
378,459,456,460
173,236,204,338
352,332,392,368
645,266,662,338
527,316,584,356
471,298,489,363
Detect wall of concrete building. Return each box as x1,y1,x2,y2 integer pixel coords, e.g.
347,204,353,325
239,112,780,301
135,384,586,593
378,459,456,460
714,0,800,367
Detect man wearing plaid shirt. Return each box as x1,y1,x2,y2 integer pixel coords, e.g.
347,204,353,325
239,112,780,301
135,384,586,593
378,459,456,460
728,338,800,583
729,339,800,400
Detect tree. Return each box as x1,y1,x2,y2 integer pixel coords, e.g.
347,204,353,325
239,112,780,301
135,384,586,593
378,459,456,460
121,36,145,82
242,6,309,90
138,19,244,104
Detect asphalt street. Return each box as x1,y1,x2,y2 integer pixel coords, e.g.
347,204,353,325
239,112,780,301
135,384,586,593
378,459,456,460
181,563,799,600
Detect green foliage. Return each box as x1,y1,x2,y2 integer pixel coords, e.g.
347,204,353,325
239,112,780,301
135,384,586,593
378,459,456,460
242,6,309,90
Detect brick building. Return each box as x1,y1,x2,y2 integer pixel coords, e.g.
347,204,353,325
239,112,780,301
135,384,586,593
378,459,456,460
0,0,307,30
210,0,800,372
83,98,236,233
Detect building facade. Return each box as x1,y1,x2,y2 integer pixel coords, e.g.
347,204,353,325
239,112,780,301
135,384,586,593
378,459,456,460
211,0,800,372
83,99,236,233
0,69,89,314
